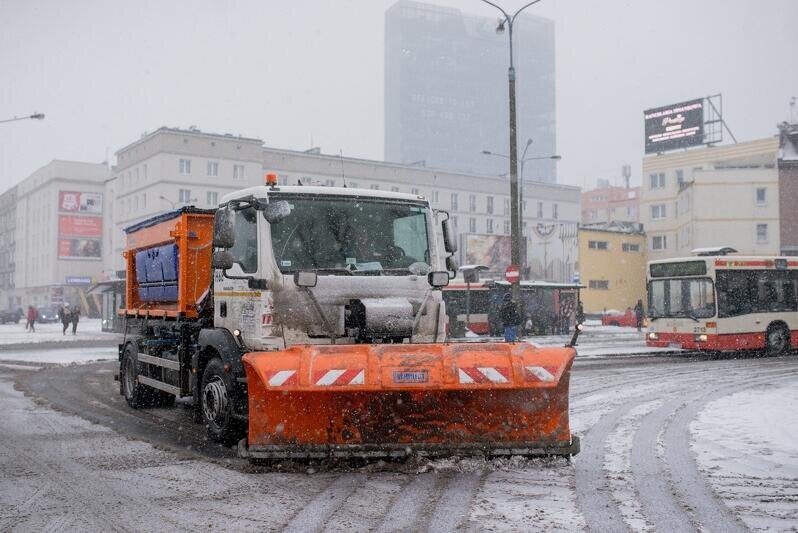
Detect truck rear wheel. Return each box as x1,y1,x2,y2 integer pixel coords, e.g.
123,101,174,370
200,357,245,446
120,345,160,408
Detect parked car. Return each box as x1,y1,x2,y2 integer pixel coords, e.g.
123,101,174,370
36,306,61,323
0,308,22,324
601,308,638,328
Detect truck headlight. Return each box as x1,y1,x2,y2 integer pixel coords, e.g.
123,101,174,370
648,332,659,340
694,334,707,342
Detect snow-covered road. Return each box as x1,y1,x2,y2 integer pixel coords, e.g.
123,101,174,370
3,350,797,531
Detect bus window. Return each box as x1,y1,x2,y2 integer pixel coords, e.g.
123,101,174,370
649,278,715,319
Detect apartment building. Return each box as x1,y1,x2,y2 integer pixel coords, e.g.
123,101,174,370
581,181,641,224
577,222,646,314
106,127,265,271
641,137,781,260
778,122,798,256
0,186,17,309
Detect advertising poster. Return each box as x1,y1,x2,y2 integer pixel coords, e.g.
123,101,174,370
464,234,511,272
644,98,705,153
59,191,103,214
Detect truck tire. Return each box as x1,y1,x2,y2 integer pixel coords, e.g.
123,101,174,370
120,345,160,408
200,357,245,446
766,324,790,356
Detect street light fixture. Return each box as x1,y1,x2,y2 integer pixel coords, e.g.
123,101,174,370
0,112,45,125
159,196,176,209
479,0,544,304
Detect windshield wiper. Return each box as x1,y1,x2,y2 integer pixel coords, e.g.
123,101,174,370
686,312,700,322
315,267,354,276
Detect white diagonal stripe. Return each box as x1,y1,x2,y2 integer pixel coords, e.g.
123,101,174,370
316,369,346,386
268,370,295,386
526,365,555,382
478,367,509,383
349,370,365,385
458,368,474,384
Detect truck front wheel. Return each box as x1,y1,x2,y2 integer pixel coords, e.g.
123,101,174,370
200,357,245,446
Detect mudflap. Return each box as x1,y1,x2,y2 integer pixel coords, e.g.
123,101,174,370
239,342,579,460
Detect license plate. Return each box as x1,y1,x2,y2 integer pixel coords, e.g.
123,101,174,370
392,370,429,383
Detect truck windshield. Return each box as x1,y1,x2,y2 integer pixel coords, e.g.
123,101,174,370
269,194,431,274
648,278,716,319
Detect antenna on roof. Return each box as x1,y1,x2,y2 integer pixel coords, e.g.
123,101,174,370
339,149,347,187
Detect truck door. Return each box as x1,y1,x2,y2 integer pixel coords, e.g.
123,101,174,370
214,208,261,344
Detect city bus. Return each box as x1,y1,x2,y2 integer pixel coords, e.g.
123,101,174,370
646,251,798,354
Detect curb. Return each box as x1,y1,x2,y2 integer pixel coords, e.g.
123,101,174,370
0,338,121,352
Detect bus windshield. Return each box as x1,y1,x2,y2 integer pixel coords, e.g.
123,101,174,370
648,278,716,320
269,194,431,274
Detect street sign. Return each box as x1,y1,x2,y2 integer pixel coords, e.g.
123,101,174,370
505,264,520,284
65,276,92,285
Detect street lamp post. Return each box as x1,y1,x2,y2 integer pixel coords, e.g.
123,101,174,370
480,0,543,304
159,196,176,209
482,147,561,277
0,112,45,125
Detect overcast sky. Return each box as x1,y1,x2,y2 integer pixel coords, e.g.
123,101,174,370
1,0,796,192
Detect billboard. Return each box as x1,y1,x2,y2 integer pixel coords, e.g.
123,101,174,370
644,98,704,154
59,191,102,214
464,234,511,273
58,190,102,260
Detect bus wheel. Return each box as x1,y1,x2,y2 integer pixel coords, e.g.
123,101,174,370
766,324,790,356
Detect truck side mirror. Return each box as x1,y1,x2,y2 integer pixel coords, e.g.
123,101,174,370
427,271,449,288
262,200,291,224
442,219,457,253
294,271,318,288
212,250,235,270
213,207,236,248
445,256,458,275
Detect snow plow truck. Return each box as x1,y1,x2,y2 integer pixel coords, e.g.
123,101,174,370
117,179,580,460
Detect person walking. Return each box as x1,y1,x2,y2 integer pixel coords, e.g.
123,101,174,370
634,299,645,332
60,303,70,335
69,305,80,335
500,293,521,343
26,306,37,333
575,301,585,326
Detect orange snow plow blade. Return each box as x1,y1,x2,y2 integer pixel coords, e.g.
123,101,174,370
239,342,579,460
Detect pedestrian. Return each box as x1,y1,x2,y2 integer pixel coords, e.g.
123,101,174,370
60,303,70,335
524,314,534,337
69,305,80,335
500,293,521,343
26,305,37,333
634,299,645,332
575,301,585,325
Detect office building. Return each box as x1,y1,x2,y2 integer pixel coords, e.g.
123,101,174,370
385,0,557,182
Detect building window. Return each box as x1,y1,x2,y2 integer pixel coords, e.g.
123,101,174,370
651,235,667,250
207,161,219,177
486,219,494,234
588,280,609,290
552,203,559,220
504,198,510,215
143,164,148,179
651,204,667,219
233,164,245,180
537,201,543,218
649,173,665,189
326,179,336,187
486,196,494,214
142,193,146,209
622,242,640,252
756,188,766,205
432,191,439,204
588,240,609,250
207,191,218,206
451,193,458,211
278,175,288,185
468,217,476,233
756,224,768,243
452,216,458,229
179,159,191,175
676,169,684,189
391,186,400,192
469,194,476,213
370,184,380,190
503,220,510,234
411,188,419,195
179,189,191,203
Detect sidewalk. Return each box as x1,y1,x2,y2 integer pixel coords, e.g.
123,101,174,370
0,319,122,352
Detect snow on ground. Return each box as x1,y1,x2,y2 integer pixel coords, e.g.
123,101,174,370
691,381,798,531
0,346,116,365
0,318,119,345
